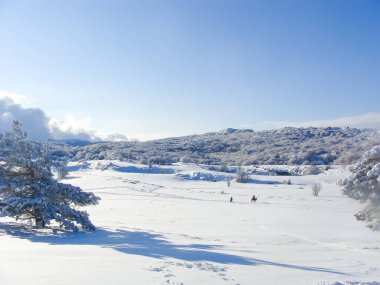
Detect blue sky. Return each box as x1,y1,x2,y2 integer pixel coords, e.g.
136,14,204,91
0,0,379,140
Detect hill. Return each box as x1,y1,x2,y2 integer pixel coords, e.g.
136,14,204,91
52,127,380,165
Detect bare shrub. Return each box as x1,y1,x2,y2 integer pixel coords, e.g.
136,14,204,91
312,182,322,196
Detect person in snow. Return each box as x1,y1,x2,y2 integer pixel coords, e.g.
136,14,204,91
251,195,257,202
230,197,233,203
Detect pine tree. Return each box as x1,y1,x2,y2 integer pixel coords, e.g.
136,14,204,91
55,160,69,180
0,121,100,231
339,145,380,230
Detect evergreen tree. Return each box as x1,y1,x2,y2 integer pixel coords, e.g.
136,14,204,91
0,121,100,231
339,145,380,230
55,160,69,180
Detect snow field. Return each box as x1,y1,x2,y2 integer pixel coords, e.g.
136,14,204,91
1,162,379,285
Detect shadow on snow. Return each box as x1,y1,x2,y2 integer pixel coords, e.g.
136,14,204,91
0,223,347,275
113,166,175,174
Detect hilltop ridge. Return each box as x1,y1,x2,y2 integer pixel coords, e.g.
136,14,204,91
51,127,379,165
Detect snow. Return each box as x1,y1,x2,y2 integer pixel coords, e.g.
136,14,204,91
367,163,380,178
1,161,379,285
364,146,380,160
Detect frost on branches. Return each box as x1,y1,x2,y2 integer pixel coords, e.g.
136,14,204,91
340,145,380,230
0,121,100,231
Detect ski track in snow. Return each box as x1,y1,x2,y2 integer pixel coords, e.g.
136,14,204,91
259,225,380,256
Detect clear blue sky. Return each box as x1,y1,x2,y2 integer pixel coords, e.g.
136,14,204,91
0,0,379,140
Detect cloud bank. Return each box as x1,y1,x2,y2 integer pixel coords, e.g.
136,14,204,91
250,113,380,131
0,96,52,141
49,115,127,142
0,93,127,142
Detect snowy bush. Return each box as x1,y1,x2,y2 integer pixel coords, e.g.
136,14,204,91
311,182,322,196
219,164,228,172
0,121,100,231
177,172,228,182
289,166,323,176
289,166,304,176
95,161,117,171
339,145,380,230
304,165,322,175
236,167,249,183
266,167,291,176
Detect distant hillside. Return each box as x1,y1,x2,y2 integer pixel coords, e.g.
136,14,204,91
48,138,95,147
52,127,380,165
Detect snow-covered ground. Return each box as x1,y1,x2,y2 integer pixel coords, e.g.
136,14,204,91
1,161,379,285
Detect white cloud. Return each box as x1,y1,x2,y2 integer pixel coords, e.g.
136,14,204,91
49,115,96,141
0,94,52,140
0,91,28,105
0,91,127,142
49,115,127,142
249,113,380,131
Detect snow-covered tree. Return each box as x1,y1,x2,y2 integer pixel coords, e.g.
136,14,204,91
0,121,100,231
311,182,322,196
339,145,380,230
51,158,70,181
236,166,249,183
